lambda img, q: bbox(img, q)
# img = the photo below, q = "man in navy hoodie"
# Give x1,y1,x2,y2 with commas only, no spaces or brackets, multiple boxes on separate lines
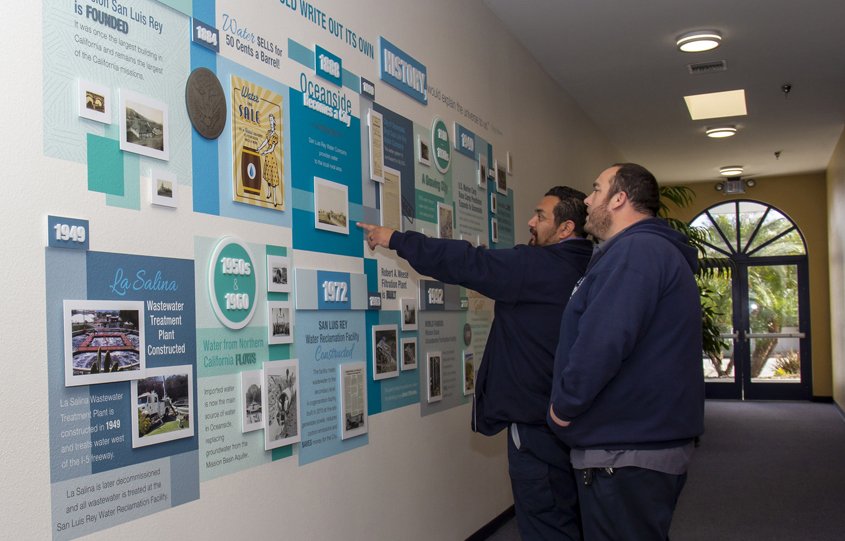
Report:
358,186,593,540
549,163,704,540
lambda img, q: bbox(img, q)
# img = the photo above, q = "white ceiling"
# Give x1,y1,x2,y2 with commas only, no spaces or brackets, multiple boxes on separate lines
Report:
484,0,845,183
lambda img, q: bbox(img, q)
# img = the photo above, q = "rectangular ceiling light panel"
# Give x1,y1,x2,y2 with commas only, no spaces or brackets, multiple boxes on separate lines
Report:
684,89,747,120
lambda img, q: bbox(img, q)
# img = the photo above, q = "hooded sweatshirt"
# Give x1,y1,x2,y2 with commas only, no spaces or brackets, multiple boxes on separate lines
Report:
549,217,704,449
389,230,593,435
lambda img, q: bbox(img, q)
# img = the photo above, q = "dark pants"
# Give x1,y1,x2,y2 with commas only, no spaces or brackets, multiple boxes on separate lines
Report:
574,466,687,541
508,423,581,541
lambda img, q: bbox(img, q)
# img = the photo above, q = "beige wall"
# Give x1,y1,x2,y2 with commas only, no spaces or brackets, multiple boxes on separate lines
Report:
826,130,845,408
666,172,832,397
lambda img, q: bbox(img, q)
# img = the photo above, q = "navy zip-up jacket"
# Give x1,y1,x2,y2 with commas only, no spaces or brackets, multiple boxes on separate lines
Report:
549,218,704,449
389,230,593,436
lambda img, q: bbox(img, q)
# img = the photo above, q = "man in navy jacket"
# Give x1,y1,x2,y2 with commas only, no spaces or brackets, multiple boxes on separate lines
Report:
549,164,704,540
359,186,593,540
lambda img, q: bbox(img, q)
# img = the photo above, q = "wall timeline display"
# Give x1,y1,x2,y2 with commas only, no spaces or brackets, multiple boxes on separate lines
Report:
41,0,515,534
231,75,285,211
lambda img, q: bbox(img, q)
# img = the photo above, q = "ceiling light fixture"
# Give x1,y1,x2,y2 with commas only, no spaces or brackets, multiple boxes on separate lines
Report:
706,126,737,138
676,30,722,53
719,165,744,176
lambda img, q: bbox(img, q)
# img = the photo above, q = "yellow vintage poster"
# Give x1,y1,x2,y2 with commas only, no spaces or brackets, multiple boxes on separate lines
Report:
231,75,284,210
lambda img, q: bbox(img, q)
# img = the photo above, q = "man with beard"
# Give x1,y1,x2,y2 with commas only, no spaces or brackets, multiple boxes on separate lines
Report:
358,186,593,540
549,163,704,540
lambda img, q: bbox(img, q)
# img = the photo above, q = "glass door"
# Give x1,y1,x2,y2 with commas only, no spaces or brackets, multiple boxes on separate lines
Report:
691,200,811,400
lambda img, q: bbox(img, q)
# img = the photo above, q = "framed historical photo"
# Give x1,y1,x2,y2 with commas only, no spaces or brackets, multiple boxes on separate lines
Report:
314,177,349,235
131,365,193,448
241,369,263,433
427,351,443,403
381,166,402,232
367,109,385,182
490,192,497,214
263,359,301,450
496,160,508,195
150,169,177,208
417,135,431,167
63,299,145,387
478,159,488,188
339,361,368,440
267,301,294,345
119,89,169,161
491,217,499,244
437,202,454,239
400,297,418,331
372,324,399,380
266,254,291,293
401,337,417,371
463,350,475,396
77,79,111,124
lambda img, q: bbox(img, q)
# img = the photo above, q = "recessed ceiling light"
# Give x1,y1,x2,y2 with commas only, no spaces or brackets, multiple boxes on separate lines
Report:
719,165,744,176
677,30,722,53
684,89,747,120
706,126,737,138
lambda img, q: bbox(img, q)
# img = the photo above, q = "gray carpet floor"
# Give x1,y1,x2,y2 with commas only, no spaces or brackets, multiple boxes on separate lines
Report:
482,400,845,540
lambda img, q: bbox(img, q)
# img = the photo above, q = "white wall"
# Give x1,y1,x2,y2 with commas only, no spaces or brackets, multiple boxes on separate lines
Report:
0,1,618,539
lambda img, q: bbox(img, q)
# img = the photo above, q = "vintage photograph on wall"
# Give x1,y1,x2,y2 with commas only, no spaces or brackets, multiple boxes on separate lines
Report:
63,299,146,387
150,169,178,208
119,89,169,161
417,135,431,166
437,202,454,239
401,337,417,371
496,160,508,195
267,301,294,345
372,324,399,380
427,351,443,403
490,192,497,214
400,297,418,331
314,177,349,234
463,350,475,396
131,365,194,448
266,254,291,293
478,159,488,188
491,217,499,244
77,79,111,124
367,108,385,182
241,369,263,433
263,359,301,450
231,75,285,210
381,166,403,232
340,361,368,440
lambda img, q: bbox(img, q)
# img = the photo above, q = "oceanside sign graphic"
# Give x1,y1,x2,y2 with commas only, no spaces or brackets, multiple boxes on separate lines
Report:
378,37,427,105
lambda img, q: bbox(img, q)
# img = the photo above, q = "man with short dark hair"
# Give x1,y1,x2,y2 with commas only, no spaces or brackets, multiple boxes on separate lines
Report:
358,186,593,540
549,163,704,540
